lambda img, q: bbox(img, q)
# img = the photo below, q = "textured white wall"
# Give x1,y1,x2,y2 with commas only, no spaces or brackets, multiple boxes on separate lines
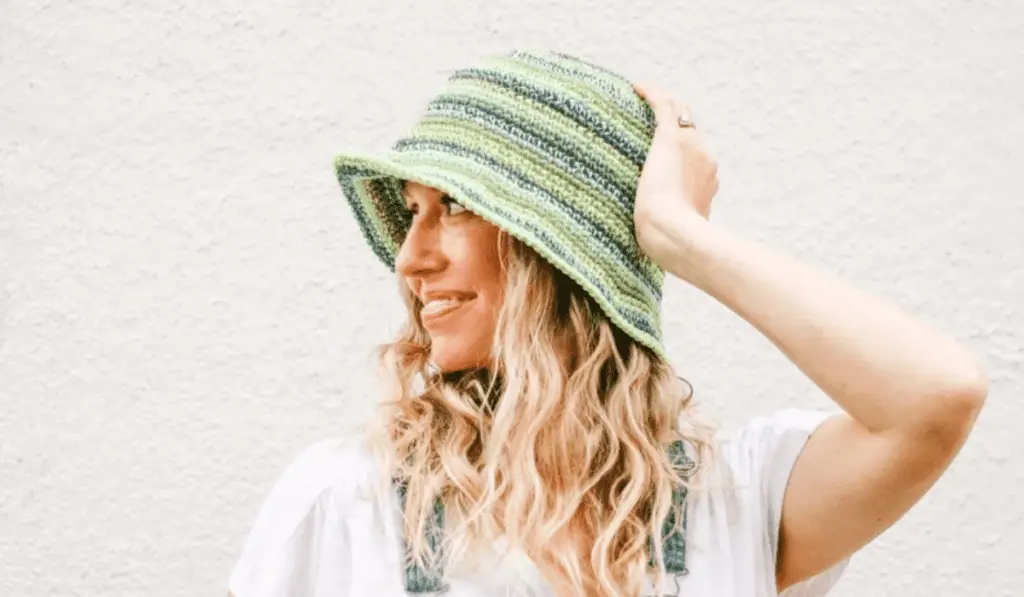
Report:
1,1,1021,596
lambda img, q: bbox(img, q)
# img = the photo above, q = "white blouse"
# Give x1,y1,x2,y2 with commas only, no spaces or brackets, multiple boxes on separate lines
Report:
229,409,851,597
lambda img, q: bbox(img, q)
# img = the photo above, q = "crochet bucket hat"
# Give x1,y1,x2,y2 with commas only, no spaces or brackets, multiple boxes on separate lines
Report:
333,49,666,357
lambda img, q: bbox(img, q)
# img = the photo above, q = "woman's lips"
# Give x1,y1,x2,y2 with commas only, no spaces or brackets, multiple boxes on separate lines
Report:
421,296,473,325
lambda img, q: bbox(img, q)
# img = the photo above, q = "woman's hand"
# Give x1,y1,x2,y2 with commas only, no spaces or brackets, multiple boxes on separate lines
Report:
632,83,719,272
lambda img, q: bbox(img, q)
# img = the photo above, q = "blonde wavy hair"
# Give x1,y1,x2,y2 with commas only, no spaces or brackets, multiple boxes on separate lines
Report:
369,231,715,596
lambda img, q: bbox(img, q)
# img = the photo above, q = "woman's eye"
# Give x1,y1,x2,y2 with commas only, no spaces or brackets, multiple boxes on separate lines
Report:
441,194,467,215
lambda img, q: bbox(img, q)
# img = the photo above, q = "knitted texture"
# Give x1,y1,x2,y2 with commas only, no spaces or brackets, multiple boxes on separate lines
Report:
333,49,667,357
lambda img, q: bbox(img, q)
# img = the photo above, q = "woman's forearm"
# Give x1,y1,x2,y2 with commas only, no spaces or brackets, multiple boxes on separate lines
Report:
661,215,987,436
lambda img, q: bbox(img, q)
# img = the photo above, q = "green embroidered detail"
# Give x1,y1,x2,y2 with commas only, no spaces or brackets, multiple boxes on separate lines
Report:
395,480,448,593
652,439,695,575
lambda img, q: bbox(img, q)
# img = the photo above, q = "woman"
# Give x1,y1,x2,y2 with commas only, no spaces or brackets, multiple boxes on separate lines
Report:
228,50,987,596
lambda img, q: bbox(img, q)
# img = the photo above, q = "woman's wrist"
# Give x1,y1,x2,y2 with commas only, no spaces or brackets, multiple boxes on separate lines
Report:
649,213,720,290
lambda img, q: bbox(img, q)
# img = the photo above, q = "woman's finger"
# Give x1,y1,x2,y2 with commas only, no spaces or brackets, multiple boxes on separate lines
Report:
633,82,677,128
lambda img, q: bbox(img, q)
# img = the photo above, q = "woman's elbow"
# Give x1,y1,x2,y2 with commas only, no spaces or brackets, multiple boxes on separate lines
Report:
912,360,989,453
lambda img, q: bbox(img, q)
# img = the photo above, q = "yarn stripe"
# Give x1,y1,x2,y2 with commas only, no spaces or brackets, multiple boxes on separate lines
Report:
449,68,650,168
340,177,399,261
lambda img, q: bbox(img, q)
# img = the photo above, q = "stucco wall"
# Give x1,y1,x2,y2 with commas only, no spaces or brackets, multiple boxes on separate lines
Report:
1,1,1021,595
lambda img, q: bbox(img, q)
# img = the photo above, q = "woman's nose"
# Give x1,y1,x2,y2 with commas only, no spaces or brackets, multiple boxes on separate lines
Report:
395,219,446,277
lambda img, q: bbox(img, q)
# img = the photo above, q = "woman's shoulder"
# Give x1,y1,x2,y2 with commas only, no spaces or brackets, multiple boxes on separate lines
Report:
237,435,387,547
717,408,836,457
680,409,849,596
693,408,840,493
264,435,384,510
229,435,393,595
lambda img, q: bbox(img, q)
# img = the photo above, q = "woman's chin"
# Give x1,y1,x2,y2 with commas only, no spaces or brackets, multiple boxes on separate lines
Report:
429,341,488,374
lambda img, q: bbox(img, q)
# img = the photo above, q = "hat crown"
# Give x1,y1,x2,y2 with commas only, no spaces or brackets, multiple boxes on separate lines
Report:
407,50,656,158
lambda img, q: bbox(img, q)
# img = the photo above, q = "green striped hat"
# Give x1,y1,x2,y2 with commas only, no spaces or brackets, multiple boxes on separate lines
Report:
333,49,667,358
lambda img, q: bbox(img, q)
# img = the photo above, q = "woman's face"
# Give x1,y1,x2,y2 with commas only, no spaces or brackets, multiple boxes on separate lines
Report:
396,182,504,372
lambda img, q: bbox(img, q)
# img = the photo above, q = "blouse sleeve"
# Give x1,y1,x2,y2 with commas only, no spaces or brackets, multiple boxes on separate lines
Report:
228,440,358,597
743,409,853,597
